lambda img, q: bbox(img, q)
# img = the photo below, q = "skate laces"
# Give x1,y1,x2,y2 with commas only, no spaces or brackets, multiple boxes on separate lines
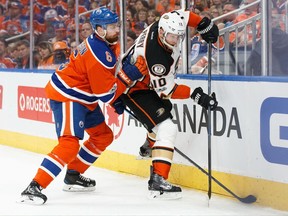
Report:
79,174,91,182
149,173,181,192
151,173,172,189
159,177,172,189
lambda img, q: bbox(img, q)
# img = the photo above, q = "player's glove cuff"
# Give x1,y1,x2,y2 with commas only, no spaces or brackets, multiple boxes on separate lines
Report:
197,17,219,43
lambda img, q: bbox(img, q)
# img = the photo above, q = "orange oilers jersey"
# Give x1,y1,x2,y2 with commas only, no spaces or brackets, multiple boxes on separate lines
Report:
45,34,126,110
0,57,16,68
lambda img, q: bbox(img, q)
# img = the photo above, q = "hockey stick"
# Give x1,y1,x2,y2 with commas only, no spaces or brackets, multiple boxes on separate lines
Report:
207,41,212,200
174,147,257,204
124,107,257,204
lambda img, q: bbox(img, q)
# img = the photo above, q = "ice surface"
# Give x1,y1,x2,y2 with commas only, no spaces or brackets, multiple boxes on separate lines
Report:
0,145,287,216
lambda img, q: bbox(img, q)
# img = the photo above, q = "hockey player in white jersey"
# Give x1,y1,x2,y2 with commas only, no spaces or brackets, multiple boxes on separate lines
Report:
115,10,219,199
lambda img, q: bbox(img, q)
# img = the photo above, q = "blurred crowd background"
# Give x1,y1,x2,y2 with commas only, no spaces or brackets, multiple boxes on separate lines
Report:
0,0,286,76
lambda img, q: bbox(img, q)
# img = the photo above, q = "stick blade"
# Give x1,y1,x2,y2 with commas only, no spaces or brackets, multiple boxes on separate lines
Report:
239,195,257,204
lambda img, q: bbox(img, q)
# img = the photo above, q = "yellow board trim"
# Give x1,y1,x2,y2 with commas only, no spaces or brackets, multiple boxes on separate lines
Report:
1,129,287,211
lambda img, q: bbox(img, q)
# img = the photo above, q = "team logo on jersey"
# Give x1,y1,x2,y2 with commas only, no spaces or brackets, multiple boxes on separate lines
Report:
79,121,84,128
152,64,166,76
156,108,165,117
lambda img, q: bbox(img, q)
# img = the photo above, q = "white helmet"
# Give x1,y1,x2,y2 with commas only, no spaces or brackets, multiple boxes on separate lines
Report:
158,11,186,49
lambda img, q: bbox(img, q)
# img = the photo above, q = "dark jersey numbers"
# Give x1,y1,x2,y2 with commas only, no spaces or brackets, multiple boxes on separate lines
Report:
151,77,167,88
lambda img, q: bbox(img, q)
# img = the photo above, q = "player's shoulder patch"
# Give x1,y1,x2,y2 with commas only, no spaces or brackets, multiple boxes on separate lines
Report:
151,64,166,76
87,36,117,68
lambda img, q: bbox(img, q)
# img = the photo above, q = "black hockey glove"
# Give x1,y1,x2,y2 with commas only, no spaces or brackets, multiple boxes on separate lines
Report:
112,98,125,115
191,87,218,110
197,17,219,43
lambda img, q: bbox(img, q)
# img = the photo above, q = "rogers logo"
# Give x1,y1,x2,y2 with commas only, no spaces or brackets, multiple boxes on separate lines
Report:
18,86,53,123
0,85,2,109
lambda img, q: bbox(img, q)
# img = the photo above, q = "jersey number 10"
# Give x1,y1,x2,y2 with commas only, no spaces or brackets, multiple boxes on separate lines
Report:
151,78,167,89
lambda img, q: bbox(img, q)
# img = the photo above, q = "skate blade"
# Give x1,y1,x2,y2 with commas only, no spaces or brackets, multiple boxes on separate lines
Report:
17,195,46,205
63,184,96,192
135,155,151,160
147,190,182,200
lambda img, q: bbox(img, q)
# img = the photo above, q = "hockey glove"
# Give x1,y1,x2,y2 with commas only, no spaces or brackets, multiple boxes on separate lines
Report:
197,17,219,43
117,55,148,87
191,87,218,110
112,97,125,115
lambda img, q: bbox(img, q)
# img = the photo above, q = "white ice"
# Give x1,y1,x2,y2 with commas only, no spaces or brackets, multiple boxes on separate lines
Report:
0,145,287,216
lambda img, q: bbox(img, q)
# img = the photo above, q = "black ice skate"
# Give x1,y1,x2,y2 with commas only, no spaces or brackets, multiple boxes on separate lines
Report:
63,170,96,192
19,181,47,205
148,172,182,199
137,138,152,160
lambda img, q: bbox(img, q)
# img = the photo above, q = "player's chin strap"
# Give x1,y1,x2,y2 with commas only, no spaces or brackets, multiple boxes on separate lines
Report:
94,29,117,46
161,33,175,51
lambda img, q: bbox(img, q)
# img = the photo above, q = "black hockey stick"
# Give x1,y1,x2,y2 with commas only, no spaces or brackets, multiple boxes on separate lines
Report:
174,147,257,204
207,41,212,200
124,107,256,204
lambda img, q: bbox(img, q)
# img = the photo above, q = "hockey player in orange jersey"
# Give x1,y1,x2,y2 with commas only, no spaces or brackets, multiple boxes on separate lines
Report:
19,7,148,205
116,10,219,199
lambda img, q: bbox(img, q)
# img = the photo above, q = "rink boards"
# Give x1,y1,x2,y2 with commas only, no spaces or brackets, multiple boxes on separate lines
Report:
0,70,288,211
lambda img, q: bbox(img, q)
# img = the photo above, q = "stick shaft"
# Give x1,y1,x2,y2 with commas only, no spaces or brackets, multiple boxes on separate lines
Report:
207,41,212,199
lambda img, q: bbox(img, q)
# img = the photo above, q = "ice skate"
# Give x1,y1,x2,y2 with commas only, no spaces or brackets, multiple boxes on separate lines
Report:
18,181,47,205
148,172,182,200
63,170,96,192
136,138,152,160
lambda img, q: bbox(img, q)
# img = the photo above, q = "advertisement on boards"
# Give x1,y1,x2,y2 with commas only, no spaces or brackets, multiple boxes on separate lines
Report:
260,97,288,166
18,86,53,123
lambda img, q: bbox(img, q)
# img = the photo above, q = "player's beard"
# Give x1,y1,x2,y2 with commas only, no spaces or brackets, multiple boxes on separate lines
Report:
106,35,119,44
